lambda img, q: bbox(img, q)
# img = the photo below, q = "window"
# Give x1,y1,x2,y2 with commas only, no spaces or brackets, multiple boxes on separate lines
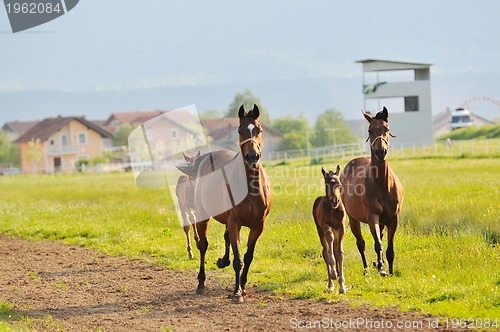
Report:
50,139,55,146
404,96,419,112
171,129,179,140
61,134,68,146
78,132,88,145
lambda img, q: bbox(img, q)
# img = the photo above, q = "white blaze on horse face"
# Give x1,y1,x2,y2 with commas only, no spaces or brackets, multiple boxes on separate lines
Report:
247,124,255,137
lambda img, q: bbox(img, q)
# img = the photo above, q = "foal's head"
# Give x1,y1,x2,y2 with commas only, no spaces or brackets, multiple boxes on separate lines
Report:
183,151,201,164
321,165,342,208
363,106,395,163
238,104,263,169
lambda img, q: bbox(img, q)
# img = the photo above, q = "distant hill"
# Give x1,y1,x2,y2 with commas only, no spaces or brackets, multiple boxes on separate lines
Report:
437,125,500,140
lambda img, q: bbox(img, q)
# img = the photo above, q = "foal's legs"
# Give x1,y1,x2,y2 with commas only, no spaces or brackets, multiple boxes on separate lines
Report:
324,228,337,281
333,226,346,294
349,217,368,274
183,223,193,259
216,227,231,268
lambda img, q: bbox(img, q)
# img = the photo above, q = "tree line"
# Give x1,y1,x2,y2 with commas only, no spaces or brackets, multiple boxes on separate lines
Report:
203,88,359,151
0,88,358,166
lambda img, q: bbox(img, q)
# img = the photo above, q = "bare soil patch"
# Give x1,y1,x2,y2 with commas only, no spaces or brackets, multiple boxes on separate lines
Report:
0,234,457,331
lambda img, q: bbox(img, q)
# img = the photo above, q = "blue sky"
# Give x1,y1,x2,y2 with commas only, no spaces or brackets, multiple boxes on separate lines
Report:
1,1,499,124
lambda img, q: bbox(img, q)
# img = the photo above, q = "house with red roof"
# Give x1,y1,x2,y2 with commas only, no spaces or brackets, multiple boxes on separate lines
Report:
15,116,113,174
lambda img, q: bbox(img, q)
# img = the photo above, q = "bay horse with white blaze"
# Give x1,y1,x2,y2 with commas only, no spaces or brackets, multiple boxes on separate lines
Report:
340,107,404,276
193,104,272,303
175,151,201,259
313,165,346,294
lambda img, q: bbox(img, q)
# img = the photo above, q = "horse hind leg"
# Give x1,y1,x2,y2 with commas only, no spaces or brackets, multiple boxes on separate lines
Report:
183,224,193,259
349,217,368,274
216,227,231,268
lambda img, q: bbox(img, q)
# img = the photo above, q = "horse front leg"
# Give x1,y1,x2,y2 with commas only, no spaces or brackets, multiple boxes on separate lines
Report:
333,226,346,294
216,227,231,268
324,228,337,282
240,225,264,296
386,218,398,275
349,217,368,274
228,221,243,303
367,214,387,276
195,219,209,294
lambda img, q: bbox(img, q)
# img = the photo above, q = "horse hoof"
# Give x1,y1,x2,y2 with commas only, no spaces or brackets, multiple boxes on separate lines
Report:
196,286,205,295
232,294,244,303
216,258,230,269
378,270,388,277
339,286,346,294
188,252,194,260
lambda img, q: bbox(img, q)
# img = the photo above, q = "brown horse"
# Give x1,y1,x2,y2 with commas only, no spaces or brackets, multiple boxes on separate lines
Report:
313,165,346,294
175,151,201,259
193,104,272,303
340,107,404,276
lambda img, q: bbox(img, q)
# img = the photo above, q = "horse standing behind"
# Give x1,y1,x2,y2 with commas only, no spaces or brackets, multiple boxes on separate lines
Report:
193,104,272,303
175,151,201,259
313,165,346,294
340,107,404,276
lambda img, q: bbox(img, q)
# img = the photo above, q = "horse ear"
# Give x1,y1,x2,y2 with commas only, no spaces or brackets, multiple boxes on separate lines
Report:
238,105,246,119
376,106,389,122
183,153,190,162
335,165,340,176
362,110,372,123
321,166,327,178
195,151,201,158
251,104,260,119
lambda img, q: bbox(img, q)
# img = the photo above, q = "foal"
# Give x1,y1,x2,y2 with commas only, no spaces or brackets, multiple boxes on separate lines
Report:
175,151,201,259
313,166,346,294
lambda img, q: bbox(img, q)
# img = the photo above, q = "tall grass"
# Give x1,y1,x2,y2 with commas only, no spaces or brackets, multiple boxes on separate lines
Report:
0,157,498,321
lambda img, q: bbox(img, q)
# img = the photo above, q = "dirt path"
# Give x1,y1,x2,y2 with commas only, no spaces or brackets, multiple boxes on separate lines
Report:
0,234,458,331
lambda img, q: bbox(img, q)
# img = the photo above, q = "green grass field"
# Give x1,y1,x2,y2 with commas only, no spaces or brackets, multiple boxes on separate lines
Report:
0,156,498,325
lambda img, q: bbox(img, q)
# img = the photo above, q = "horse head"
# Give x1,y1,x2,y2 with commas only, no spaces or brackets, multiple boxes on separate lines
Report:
183,151,201,163
238,104,263,169
177,151,202,178
321,165,342,208
363,106,396,163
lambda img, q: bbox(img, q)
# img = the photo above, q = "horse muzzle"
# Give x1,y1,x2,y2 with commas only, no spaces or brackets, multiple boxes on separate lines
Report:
244,151,260,169
330,196,340,208
375,148,387,162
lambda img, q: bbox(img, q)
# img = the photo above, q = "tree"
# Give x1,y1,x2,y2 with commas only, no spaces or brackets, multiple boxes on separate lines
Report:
0,131,20,166
227,88,270,124
200,109,224,120
113,123,136,147
26,138,43,173
311,109,358,147
272,114,311,151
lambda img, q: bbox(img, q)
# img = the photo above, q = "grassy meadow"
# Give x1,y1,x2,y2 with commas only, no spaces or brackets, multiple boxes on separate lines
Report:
0,155,499,324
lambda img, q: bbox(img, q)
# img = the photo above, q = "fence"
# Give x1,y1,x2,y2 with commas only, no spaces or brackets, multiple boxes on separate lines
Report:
264,138,500,163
